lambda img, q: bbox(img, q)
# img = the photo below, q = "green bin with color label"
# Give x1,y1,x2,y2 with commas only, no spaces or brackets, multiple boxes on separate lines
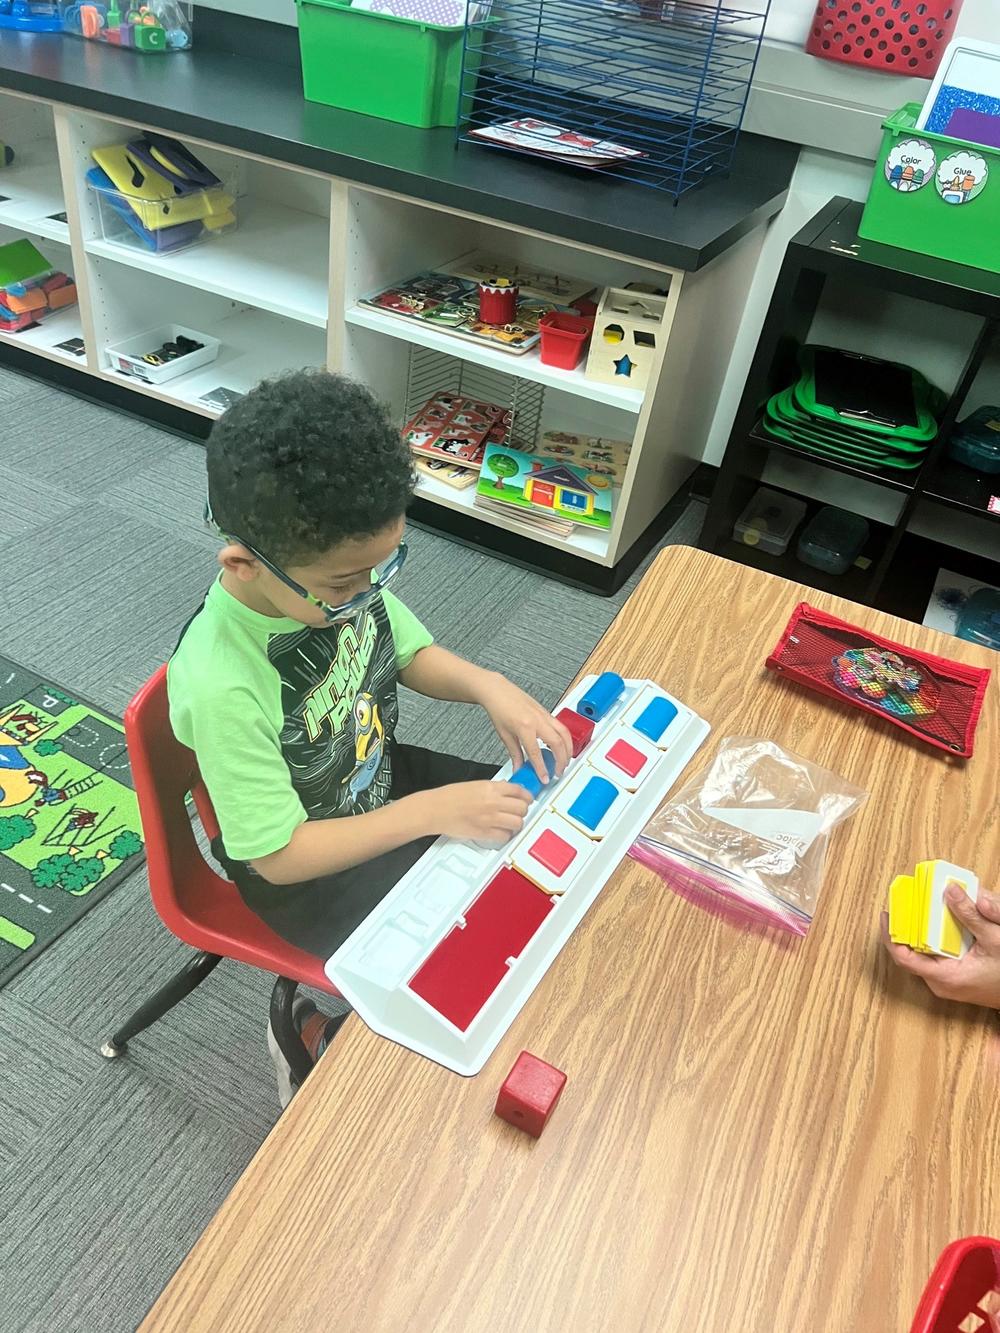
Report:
859,104,1000,275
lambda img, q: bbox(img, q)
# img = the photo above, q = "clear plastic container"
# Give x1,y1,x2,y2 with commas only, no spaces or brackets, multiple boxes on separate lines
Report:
733,487,807,555
949,406,1000,475
59,1,192,51
86,141,236,255
105,323,219,384
0,237,77,331
796,505,870,575
957,588,1000,652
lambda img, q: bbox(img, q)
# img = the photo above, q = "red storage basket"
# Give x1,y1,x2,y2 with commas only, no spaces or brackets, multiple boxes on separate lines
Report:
538,311,591,370
911,1237,1000,1333
806,0,963,75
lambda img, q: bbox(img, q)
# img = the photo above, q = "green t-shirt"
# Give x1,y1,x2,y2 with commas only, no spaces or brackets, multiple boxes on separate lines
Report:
167,577,432,862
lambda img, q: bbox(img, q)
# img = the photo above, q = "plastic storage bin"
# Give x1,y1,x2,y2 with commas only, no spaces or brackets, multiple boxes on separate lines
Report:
733,487,807,556
796,506,870,575
538,311,592,370
58,1,192,51
105,323,219,384
949,407,1000,474
957,588,1000,652
295,0,474,128
805,0,961,76
0,2,63,32
859,104,1000,274
0,238,77,332
910,1236,1000,1333
86,159,237,256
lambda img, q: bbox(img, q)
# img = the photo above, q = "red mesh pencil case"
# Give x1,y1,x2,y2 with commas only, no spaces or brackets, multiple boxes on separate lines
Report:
766,603,991,758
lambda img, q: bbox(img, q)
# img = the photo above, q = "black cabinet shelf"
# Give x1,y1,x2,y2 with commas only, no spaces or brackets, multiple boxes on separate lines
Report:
701,197,1000,624
922,457,1000,523
749,423,921,493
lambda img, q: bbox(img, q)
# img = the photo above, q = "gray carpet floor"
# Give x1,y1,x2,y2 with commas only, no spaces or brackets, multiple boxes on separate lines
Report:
0,364,704,1333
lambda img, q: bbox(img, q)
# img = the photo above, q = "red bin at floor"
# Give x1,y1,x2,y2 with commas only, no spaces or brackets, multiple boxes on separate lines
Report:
806,0,963,76
910,1237,1000,1333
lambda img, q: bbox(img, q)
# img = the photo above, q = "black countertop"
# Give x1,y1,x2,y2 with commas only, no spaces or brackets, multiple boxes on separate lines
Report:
0,29,797,269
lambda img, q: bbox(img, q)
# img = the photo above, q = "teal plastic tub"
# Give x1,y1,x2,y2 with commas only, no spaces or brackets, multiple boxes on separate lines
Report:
296,0,472,128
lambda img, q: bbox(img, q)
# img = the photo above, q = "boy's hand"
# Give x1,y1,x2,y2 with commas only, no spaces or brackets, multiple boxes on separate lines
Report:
482,677,573,782
431,781,532,843
881,883,1000,1009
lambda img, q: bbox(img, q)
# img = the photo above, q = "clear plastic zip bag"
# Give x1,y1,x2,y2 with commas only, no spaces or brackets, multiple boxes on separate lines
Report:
630,736,868,935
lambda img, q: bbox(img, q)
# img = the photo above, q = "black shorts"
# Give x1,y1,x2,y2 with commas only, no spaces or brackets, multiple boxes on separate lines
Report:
217,743,495,962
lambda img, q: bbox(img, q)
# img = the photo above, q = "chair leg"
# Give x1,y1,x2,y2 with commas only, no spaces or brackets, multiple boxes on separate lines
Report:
100,951,222,1058
269,976,314,1091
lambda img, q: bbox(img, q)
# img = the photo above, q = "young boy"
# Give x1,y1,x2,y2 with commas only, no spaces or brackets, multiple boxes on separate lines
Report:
168,369,572,1098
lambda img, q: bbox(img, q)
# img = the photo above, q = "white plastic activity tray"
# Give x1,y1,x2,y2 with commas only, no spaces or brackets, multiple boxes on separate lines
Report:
325,675,710,1075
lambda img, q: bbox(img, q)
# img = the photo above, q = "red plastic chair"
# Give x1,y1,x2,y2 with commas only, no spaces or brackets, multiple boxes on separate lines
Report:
100,664,343,1093
911,1237,1000,1333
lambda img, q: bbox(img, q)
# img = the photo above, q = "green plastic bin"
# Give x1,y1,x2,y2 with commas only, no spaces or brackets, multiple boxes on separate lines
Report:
859,103,1000,275
296,0,471,128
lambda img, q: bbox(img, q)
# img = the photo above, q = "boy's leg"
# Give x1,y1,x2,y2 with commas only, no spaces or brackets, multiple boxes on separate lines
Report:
232,743,497,961
237,743,497,1105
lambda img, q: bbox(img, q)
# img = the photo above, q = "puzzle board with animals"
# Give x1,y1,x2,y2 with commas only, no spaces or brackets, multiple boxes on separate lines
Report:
326,672,709,1075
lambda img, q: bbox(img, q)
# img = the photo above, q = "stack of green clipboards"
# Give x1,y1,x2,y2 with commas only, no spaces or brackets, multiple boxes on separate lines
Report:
760,346,943,473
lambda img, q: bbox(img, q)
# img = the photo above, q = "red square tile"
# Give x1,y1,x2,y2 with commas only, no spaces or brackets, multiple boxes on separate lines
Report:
606,738,646,778
529,829,576,877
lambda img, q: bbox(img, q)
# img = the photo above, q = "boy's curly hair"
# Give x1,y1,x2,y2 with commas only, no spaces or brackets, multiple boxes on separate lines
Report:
206,369,414,565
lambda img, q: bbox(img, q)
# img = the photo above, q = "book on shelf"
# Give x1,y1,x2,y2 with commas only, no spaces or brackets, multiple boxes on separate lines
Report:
414,456,479,490
475,442,616,532
402,390,512,469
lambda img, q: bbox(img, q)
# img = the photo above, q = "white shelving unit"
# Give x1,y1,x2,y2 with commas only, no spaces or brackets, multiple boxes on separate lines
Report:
0,87,767,582
0,92,68,243
86,198,330,328
345,303,644,413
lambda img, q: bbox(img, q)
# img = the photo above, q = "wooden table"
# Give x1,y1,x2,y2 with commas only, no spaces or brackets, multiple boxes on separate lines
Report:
143,547,999,1333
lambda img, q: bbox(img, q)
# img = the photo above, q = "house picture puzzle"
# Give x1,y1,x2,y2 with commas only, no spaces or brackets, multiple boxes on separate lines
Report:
476,443,615,529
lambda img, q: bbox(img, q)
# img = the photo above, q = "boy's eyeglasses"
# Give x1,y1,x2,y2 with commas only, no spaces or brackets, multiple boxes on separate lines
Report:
204,500,407,624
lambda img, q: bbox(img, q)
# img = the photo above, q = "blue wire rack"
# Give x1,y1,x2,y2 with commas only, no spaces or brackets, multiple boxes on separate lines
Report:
457,0,771,199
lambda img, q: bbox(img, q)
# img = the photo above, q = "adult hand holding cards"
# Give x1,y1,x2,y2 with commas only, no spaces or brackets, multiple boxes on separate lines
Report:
889,860,979,958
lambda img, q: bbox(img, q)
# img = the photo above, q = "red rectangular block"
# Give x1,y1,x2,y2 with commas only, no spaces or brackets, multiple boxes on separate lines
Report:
495,1050,567,1137
555,707,595,758
606,738,647,778
529,828,576,877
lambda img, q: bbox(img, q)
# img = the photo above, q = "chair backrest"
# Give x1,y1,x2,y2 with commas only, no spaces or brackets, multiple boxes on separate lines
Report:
124,663,229,928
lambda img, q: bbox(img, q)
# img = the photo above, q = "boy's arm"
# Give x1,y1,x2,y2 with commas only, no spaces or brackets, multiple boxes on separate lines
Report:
399,644,572,782
250,780,531,884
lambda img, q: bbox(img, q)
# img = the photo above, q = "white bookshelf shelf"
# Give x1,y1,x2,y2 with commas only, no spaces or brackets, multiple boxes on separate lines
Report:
98,307,327,418
413,471,612,564
346,303,645,414
0,307,85,366
85,199,330,329
0,147,69,244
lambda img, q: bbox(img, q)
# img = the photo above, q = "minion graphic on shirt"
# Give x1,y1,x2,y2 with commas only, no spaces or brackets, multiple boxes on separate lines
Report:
348,692,384,800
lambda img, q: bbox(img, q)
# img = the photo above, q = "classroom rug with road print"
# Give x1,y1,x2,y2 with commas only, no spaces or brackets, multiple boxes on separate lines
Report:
0,654,145,987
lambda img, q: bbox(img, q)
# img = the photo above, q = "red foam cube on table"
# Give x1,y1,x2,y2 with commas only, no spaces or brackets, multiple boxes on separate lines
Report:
555,707,595,759
495,1050,567,1138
